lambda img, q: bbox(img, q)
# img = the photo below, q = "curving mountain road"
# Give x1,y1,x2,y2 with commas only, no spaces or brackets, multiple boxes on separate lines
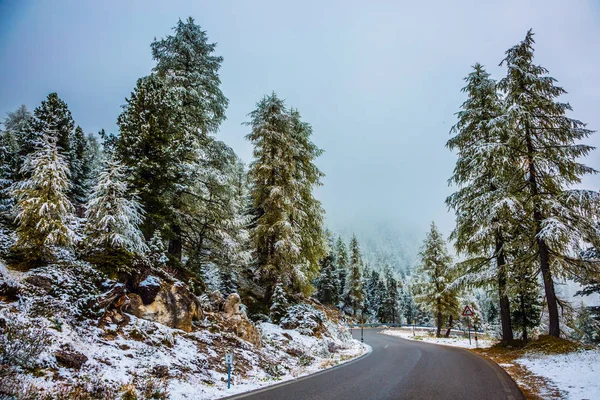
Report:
226,329,523,400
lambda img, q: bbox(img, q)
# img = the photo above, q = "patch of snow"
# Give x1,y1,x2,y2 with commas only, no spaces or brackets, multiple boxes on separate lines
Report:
381,327,495,349
139,275,161,287
516,349,600,400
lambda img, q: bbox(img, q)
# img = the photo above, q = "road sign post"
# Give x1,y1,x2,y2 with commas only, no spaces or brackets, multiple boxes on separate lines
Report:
361,317,364,343
412,320,415,336
225,353,233,389
461,305,475,346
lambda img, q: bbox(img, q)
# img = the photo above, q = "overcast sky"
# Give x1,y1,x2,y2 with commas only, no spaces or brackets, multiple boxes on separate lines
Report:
1,0,599,238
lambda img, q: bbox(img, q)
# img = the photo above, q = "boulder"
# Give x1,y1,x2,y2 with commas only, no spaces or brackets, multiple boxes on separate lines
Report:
55,350,88,369
137,275,162,305
209,290,224,312
220,293,261,346
24,274,52,293
127,281,200,332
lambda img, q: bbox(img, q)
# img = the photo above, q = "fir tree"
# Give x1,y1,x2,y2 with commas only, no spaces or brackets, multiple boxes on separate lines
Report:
0,127,19,219
335,237,349,300
446,63,520,344
246,93,325,300
498,30,598,337
32,93,74,162
4,105,34,171
12,134,76,263
414,222,458,337
83,159,147,272
316,253,339,305
364,269,384,321
69,126,91,208
269,281,289,324
381,267,400,323
151,17,228,137
342,234,364,316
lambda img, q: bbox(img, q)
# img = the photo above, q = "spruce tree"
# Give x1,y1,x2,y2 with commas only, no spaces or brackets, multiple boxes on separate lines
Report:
446,63,520,344
510,260,542,342
32,93,74,161
414,222,458,337
0,127,19,219
246,93,325,300
342,234,364,316
5,105,34,172
270,281,289,324
335,237,349,300
498,30,598,337
316,253,339,305
12,134,76,263
151,17,228,137
382,267,400,323
70,126,91,209
364,269,384,321
83,159,147,272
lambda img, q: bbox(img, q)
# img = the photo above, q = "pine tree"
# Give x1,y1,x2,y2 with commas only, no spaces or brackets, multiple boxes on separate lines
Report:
12,134,76,263
83,159,147,272
510,256,542,342
270,281,289,324
335,237,349,300
0,127,19,219
150,18,229,261
32,93,74,162
498,30,598,337
69,126,91,209
117,74,185,251
151,16,228,137
364,269,384,321
381,267,400,323
342,234,364,316
246,93,325,300
414,222,458,337
4,105,34,172
316,253,339,305
446,63,520,344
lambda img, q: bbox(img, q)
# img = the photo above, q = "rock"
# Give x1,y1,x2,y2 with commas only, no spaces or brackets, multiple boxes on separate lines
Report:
137,275,162,305
24,275,53,292
127,282,201,332
224,293,241,317
151,365,169,378
209,290,224,312
55,350,88,369
220,293,261,346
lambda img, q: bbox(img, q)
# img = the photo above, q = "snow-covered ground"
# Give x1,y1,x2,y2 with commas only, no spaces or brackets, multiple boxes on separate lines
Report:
0,262,369,399
516,350,600,400
381,327,495,349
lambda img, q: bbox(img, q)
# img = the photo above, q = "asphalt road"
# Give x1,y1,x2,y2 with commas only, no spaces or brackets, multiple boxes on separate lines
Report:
227,329,524,400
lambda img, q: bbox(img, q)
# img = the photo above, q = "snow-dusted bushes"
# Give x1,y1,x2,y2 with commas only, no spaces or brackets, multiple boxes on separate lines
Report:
281,303,326,336
0,303,53,369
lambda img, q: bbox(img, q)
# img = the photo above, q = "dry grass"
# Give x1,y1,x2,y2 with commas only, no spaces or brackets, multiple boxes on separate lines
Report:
472,336,589,399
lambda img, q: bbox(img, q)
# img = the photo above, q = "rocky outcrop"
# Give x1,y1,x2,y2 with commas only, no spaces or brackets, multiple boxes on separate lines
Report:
127,281,200,332
55,350,88,369
220,293,261,346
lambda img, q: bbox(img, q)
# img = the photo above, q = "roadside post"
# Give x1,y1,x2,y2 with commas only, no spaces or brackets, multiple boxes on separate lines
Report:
412,319,415,336
461,305,475,346
361,317,364,343
225,353,233,389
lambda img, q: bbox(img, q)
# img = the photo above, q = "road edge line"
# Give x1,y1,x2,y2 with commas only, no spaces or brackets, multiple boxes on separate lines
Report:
220,342,373,400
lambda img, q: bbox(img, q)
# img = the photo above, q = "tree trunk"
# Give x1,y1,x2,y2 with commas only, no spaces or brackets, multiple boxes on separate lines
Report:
525,128,560,337
539,236,560,337
168,223,183,262
436,311,442,338
496,235,514,344
444,315,453,338
520,292,528,342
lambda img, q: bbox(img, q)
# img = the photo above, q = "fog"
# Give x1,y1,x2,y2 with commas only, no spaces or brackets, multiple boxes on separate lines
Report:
1,0,599,242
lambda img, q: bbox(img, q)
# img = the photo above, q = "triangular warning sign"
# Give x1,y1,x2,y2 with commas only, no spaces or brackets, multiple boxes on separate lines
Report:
462,305,475,317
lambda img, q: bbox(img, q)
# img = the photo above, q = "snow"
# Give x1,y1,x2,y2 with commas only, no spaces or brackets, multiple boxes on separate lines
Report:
381,327,495,349
139,275,161,288
516,349,600,400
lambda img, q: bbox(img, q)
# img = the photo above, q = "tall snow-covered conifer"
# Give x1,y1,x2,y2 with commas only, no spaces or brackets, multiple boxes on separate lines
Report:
83,159,147,271
342,234,364,316
12,134,76,262
498,30,598,337
446,63,520,343
246,93,325,300
414,222,458,337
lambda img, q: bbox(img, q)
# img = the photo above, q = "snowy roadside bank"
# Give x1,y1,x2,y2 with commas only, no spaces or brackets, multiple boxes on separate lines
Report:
381,328,495,349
